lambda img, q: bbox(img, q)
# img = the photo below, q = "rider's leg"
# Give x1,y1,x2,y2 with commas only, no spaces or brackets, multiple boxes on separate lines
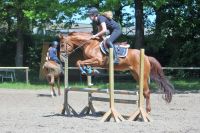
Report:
106,29,121,64
79,66,87,75
107,40,119,64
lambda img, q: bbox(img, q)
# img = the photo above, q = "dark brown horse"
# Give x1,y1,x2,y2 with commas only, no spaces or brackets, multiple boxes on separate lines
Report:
59,32,174,112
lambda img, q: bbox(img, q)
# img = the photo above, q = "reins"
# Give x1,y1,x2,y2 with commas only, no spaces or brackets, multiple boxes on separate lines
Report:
69,38,91,55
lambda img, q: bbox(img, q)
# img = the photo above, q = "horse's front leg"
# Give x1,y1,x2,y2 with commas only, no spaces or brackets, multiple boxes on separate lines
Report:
76,58,101,74
48,74,56,97
49,83,57,98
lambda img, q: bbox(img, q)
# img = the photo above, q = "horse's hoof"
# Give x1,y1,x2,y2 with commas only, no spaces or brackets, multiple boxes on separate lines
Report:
81,71,87,75
146,108,151,113
94,69,100,74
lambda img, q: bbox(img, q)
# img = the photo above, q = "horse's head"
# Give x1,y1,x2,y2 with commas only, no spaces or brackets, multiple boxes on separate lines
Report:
59,32,93,61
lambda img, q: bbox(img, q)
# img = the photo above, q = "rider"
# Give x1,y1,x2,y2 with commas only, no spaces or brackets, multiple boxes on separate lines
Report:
46,41,64,74
87,7,122,64
47,41,61,64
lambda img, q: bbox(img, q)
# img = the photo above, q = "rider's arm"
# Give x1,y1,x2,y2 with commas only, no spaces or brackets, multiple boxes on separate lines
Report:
93,22,107,37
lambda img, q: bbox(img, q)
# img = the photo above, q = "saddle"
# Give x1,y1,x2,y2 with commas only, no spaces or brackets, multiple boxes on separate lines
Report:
100,40,130,57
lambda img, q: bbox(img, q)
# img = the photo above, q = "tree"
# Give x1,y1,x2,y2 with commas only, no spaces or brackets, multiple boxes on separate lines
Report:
134,0,144,49
0,0,76,66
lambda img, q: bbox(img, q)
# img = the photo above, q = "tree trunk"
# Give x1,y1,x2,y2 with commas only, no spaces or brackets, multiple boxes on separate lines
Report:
154,7,162,36
15,9,24,66
114,3,123,25
134,0,144,49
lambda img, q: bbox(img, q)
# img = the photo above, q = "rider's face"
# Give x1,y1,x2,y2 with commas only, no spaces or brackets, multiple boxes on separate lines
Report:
89,15,95,21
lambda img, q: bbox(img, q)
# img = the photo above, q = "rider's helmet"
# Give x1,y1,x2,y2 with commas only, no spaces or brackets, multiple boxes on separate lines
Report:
52,41,59,46
87,7,99,16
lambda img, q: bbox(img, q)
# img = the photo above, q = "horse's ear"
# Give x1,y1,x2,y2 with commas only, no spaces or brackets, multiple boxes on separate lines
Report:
58,34,63,39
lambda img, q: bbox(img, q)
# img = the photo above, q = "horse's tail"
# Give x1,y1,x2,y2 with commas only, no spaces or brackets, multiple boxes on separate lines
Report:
148,56,174,103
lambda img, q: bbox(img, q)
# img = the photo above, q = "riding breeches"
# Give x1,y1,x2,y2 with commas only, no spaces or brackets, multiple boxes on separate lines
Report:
106,28,122,44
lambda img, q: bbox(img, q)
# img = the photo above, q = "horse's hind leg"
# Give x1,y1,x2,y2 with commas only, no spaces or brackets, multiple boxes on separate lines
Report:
130,68,151,113
143,80,151,113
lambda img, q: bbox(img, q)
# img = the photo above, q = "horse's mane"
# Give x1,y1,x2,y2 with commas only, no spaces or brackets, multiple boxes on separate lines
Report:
68,32,92,37
66,32,97,43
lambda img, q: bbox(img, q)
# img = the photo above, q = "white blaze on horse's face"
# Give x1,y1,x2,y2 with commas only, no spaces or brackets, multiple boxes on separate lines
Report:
66,43,74,54
60,36,74,56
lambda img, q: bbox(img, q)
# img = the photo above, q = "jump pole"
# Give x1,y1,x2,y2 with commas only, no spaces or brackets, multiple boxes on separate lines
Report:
128,49,151,122
100,48,125,122
61,55,78,116
79,75,97,115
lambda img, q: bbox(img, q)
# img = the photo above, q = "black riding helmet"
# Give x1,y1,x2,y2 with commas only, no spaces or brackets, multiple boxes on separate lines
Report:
87,7,99,16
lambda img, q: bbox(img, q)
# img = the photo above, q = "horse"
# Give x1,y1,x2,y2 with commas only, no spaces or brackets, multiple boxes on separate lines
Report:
59,32,174,112
43,60,62,97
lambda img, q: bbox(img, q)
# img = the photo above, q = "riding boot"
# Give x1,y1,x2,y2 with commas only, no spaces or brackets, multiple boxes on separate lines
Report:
113,47,119,64
107,41,119,64
79,66,87,75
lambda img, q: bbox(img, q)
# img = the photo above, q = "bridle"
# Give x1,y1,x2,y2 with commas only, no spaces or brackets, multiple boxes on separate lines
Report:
61,37,92,56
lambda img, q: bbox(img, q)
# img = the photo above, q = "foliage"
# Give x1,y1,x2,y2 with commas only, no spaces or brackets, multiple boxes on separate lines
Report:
0,0,199,80
144,0,200,67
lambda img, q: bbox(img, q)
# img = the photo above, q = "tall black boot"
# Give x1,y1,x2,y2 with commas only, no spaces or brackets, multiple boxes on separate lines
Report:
107,41,119,64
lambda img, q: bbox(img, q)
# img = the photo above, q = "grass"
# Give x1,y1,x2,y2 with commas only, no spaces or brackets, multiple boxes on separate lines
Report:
0,79,199,91
173,79,200,90
0,82,50,90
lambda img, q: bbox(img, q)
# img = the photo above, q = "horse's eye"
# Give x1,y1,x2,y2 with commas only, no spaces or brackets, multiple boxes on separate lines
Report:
60,44,64,47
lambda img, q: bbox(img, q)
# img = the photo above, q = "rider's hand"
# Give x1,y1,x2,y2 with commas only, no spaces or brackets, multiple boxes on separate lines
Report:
91,35,98,39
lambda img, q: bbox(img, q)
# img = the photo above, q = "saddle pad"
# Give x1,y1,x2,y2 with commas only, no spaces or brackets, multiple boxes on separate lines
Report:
100,42,128,57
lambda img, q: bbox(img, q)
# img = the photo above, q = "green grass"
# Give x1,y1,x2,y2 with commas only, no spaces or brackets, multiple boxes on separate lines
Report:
0,79,199,91
173,79,200,90
0,82,50,90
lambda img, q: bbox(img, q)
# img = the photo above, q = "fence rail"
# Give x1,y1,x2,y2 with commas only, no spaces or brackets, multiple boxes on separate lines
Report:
162,67,200,70
0,67,29,84
67,67,200,70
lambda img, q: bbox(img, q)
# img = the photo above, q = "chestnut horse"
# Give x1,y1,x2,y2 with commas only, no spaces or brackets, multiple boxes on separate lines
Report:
43,61,62,97
59,32,174,112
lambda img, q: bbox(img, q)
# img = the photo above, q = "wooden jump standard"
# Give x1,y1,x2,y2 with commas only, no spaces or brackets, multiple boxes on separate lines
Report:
61,49,151,122
128,49,151,122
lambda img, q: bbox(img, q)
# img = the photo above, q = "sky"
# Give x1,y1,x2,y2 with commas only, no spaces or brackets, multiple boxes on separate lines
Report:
73,6,156,24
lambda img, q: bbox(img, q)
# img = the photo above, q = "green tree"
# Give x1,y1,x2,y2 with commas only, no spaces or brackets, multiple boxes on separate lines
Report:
0,0,76,66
